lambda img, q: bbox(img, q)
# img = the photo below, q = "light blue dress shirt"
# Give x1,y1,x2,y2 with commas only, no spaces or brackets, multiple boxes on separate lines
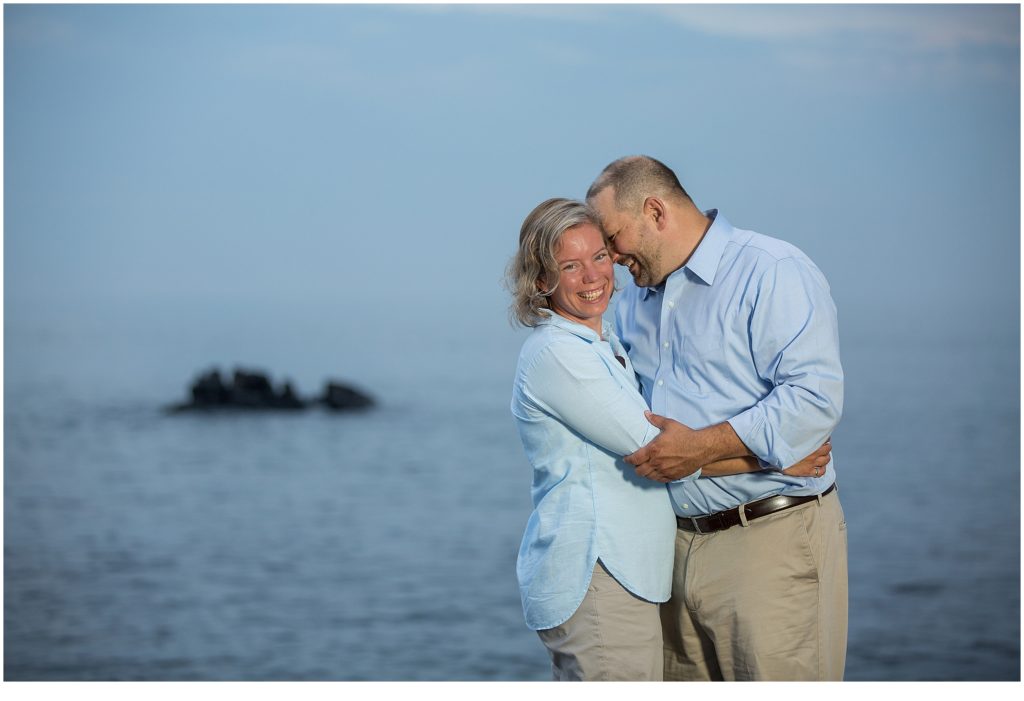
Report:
511,312,692,631
614,210,843,517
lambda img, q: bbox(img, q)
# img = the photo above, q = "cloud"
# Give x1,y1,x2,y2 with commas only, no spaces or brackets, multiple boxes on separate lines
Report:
406,3,611,25
654,4,1019,51
211,4,1018,98
654,4,1019,87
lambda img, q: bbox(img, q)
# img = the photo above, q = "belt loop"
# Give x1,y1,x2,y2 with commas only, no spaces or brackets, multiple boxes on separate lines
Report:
738,502,750,527
815,492,823,507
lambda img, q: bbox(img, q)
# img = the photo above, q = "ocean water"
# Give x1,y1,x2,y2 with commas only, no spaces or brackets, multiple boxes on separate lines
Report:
3,303,1020,681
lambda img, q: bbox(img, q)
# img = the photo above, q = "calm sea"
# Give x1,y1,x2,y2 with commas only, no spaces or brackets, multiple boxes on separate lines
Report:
4,301,1020,681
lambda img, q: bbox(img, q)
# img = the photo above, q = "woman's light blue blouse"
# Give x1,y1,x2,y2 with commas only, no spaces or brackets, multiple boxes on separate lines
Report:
511,313,694,631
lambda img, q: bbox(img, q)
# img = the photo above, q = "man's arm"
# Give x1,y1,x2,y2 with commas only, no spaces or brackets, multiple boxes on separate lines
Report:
727,257,843,467
627,256,843,479
627,415,747,481
631,418,832,483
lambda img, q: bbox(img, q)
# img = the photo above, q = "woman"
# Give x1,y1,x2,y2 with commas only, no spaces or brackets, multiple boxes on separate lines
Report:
506,198,827,681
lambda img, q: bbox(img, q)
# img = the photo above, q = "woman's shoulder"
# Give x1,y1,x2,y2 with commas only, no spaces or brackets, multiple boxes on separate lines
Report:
515,326,611,391
519,322,588,363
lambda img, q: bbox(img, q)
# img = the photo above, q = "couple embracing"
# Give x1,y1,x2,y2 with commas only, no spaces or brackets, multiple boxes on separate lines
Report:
506,156,847,681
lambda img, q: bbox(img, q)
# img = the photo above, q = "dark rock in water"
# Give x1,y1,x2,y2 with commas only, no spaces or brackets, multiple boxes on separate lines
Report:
190,369,230,405
166,367,373,413
227,369,300,409
320,381,374,411
280,381,304,409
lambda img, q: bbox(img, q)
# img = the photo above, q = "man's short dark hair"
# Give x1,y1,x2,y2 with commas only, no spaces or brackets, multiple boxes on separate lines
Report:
586,155,691,213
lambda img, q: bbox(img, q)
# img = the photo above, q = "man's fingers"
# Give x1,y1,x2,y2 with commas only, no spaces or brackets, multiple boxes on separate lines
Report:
635,465,669,483
626,445,653,466
644,411,669,429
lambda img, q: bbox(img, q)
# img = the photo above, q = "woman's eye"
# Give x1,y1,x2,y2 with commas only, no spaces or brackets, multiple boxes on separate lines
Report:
562,263,578,272
595,251,609,261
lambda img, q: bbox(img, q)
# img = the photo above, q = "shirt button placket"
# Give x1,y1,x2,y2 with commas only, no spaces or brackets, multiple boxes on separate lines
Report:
658,298,675,391
653,293,676,412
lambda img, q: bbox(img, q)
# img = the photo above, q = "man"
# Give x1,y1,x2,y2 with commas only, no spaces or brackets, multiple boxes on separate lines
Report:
586,156,847,681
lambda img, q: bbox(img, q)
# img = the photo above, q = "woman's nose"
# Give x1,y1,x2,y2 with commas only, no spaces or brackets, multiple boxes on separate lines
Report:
582,263,602,282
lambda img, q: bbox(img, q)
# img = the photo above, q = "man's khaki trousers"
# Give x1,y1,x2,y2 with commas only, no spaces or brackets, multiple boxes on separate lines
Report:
661,489,848,681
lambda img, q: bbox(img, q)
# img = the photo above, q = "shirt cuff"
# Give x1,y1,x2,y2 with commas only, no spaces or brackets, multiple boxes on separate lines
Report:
727,409,786,469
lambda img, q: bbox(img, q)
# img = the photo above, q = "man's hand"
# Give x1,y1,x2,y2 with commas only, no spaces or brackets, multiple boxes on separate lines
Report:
626,412,746,483
781,439,832,477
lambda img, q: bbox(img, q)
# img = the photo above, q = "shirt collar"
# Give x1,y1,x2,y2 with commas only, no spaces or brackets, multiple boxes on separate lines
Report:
538,310,611,342
638,209,731,299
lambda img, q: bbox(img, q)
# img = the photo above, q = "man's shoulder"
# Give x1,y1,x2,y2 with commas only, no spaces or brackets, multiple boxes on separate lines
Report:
728,226,812,266
724,225,833,299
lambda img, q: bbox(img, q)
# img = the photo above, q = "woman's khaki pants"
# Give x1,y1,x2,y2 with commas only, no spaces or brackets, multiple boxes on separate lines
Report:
536,561,663,681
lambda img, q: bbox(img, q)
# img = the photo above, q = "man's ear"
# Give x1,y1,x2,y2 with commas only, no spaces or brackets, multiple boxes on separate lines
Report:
644,196,667,230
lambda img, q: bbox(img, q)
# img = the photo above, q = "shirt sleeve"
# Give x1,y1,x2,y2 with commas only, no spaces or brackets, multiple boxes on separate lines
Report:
727,257,844,469
520,339,661,459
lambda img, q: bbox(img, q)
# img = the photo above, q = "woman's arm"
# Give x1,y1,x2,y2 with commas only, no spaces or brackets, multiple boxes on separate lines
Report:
520,340,660,458
700,440,832,477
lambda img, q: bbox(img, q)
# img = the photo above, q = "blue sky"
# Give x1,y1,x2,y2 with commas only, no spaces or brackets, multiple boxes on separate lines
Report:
4,3,1020,346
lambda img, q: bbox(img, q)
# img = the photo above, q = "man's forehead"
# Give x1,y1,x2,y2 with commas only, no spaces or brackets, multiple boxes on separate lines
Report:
590,188,622,225
590,186,616,207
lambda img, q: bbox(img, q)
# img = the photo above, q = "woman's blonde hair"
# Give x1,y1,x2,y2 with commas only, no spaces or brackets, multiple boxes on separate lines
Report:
505,197,604,327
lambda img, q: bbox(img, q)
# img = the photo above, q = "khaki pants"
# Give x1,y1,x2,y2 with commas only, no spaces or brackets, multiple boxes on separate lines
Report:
537,561,663,681
662,490,848,681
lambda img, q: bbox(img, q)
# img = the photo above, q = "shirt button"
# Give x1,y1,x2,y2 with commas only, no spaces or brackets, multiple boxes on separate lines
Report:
667,301,675,308
682,504,689,509
663,342,670,349
657,380,664,386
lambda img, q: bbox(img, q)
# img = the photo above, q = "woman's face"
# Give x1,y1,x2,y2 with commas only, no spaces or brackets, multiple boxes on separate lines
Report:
542,223,614,334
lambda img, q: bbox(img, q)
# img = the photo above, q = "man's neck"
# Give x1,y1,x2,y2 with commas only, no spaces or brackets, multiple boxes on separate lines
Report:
664,205,713,277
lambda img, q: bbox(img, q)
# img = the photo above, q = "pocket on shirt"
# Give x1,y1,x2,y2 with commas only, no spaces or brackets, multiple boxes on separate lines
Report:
678,333,718,397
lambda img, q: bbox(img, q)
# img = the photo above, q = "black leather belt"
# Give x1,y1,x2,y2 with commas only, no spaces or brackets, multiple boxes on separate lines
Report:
677,484,836,534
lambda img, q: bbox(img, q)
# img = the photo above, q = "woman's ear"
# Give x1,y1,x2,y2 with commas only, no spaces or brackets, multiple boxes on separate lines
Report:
536,277,548,294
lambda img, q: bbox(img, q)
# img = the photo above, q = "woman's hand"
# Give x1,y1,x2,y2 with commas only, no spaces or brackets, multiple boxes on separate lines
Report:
782,439,831,477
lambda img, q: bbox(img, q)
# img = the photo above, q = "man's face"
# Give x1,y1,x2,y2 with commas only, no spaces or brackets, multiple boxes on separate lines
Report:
590,188,664,288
